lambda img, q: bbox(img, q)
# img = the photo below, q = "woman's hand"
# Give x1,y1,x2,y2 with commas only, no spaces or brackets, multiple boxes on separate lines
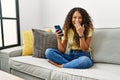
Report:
74,22,85,36
55,29,62,40
55,29,66,53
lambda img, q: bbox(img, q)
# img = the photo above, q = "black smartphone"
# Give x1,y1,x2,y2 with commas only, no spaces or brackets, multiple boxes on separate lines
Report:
54,25,64,36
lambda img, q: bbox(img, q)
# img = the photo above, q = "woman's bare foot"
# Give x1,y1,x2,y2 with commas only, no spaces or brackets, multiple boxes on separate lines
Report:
48,60,63,68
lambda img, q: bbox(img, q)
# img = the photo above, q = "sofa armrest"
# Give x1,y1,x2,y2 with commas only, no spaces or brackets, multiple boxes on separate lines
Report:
0,46,22,58
0,46,23,72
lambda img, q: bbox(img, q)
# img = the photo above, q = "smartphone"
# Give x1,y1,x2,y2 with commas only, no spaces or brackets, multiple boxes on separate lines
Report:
54,25,64,36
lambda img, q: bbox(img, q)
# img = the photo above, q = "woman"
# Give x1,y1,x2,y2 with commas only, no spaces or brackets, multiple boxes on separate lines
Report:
45,7,94,69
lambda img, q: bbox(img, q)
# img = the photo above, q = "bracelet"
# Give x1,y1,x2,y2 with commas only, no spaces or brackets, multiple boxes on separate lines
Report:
79,35,84,38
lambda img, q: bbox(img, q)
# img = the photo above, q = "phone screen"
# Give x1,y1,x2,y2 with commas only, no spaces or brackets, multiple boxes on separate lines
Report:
54,25,62,30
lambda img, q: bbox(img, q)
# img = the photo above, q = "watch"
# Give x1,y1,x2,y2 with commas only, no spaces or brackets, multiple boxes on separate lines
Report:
79,35,84,38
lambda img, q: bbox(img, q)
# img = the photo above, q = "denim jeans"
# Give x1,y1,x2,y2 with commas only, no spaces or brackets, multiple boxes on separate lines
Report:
45,48,93,69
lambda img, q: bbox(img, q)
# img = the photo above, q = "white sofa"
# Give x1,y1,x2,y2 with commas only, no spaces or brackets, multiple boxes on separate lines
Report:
0,28,120,80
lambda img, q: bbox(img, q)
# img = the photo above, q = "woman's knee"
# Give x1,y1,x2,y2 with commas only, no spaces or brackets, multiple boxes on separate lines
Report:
78,56,93,68
45,48,55,58
78,56,89,61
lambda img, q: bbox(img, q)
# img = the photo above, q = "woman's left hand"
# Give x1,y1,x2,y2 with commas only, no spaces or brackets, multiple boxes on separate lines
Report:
74,22,85,36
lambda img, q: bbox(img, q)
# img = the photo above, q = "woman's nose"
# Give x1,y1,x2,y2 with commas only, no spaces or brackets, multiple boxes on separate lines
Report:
75,18,79,23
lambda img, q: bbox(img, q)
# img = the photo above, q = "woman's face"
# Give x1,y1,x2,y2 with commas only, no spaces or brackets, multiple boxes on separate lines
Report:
72,11,82,26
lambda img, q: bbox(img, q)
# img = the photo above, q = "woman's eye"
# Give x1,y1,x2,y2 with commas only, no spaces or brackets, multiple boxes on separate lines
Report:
79,17,82,19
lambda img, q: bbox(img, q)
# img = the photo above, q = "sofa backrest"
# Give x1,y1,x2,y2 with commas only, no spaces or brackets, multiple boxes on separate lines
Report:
91,28,120,64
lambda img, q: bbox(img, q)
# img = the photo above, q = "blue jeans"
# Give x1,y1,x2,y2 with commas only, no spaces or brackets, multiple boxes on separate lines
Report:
45,48,93,69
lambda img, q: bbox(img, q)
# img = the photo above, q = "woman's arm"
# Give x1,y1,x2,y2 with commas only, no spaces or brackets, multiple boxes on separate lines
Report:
56,30,67,53
79,37,91,52
75,23,93,52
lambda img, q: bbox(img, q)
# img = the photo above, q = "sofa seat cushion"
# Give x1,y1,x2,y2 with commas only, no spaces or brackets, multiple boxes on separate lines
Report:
9,56,57,80
51,63,120,80
9,56,120,80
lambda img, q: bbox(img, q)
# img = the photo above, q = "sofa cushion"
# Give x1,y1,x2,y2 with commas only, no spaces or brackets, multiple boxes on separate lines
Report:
9,56,58,80
32,29,58,58
51,63,120,80
91,28,120,64
9,56,120,80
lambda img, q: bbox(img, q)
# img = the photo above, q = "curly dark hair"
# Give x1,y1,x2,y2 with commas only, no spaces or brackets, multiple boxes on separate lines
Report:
63,7,93,46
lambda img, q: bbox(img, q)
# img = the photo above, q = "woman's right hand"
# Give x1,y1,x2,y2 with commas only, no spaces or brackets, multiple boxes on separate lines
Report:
55,29,66,53
55,29,62,40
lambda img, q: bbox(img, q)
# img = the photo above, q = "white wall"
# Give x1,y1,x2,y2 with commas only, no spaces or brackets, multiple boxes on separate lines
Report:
18,0,42,44
19,0,120,30
40,0,120,28
19,0,41,31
